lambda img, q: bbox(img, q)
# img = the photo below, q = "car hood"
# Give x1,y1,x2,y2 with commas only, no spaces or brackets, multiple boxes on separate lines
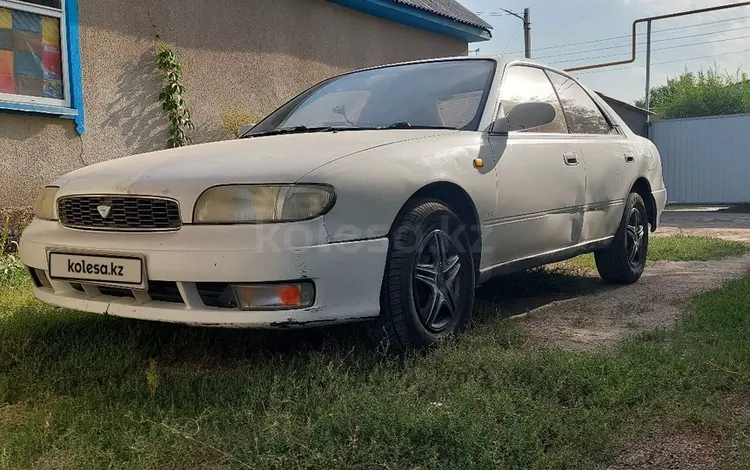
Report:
54,130,454,202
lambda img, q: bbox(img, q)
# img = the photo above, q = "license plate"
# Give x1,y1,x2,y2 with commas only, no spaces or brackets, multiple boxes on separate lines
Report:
48,252,144,287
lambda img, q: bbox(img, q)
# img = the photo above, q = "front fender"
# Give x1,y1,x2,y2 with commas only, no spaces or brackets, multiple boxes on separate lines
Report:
299,133,495,243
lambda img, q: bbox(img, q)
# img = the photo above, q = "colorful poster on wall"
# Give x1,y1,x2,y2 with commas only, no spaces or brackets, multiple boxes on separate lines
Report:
0,8,63,100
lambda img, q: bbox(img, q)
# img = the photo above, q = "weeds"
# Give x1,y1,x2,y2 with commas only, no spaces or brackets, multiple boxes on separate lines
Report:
0,216,9,254
156,42,194,148
220,108,263,139
0,216,24,286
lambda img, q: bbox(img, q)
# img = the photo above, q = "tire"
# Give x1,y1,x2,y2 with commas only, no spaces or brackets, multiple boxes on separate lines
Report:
594,192,649,284
370,199,476,352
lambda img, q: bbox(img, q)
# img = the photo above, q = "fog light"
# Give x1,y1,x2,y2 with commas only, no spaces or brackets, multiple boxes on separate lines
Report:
231,282,315,310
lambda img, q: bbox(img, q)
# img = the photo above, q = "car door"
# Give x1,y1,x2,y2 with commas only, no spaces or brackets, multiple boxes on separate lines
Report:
485,65,587,266
547,71,638,242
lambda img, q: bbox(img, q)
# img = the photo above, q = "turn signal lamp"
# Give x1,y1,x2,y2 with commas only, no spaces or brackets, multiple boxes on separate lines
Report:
232,282,315,310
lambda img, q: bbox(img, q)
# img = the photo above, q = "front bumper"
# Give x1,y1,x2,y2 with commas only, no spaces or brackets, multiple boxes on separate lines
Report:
652,188,667,230
19,220,389,327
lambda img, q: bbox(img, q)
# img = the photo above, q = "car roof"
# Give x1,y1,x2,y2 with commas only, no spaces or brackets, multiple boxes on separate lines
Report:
349,54,565,76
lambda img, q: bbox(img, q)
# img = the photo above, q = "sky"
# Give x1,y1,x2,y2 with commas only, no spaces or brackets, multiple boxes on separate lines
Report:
461,0,750,104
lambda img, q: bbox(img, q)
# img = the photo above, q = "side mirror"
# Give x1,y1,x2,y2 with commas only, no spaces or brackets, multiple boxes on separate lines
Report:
239,123,256,136
491,102,557,134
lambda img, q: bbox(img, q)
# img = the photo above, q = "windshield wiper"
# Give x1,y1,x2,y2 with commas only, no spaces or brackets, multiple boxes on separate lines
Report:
314,124,457,132
242,125,336,138
381,122,457,130
320,126,378,132
244,123,456,138
244,125,384,138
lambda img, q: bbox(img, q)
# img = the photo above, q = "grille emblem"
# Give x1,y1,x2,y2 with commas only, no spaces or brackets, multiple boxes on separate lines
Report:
97,205,112,219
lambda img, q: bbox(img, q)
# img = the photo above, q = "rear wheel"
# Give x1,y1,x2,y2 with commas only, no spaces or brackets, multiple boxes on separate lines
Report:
370,199,475,352
594,192,649,284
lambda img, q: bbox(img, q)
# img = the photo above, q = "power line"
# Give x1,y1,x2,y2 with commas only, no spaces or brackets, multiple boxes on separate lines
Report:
475,11,518,17
533,15,750,55
551,33,750,66
507,14,750,56
503,23,522,53
572,47,750,75
538,24,750,60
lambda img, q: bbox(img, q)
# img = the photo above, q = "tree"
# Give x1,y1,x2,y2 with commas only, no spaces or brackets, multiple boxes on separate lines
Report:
635,65,750,119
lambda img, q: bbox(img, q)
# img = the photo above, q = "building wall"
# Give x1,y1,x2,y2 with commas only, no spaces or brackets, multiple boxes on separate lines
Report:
0,0,467,211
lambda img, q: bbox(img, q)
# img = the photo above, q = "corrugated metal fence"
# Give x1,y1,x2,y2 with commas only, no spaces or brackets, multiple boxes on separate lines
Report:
650,113,750,204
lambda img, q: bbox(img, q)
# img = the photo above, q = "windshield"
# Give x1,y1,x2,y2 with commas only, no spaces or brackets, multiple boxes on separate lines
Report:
246,60,496,136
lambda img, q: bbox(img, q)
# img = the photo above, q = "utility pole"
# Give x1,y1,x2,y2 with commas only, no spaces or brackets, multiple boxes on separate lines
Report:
523,8,532,59
645,20,652,124
492,7,532,58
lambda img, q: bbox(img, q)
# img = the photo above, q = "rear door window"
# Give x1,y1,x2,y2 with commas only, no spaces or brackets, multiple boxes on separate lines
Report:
546,72,611,135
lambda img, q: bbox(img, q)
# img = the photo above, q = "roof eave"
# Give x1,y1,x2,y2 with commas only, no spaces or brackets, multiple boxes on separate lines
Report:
596,92,655,115
327,0,492,42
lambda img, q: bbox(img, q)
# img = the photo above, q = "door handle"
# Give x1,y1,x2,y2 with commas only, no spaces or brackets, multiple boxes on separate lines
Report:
563,152,579,166
624,153,635,163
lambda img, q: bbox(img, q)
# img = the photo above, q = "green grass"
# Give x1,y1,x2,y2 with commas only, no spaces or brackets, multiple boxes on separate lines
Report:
567,235,749,271
1,250,750,468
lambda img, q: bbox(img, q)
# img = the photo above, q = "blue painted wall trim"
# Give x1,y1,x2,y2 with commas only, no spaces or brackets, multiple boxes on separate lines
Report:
65,0,85,134
0,100,78,118
327,0,491,42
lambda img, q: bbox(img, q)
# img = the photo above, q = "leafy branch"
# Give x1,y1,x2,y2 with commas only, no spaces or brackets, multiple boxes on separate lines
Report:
156,42,194,148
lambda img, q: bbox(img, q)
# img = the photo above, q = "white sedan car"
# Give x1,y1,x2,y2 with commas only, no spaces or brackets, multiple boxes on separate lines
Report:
20,56,667,350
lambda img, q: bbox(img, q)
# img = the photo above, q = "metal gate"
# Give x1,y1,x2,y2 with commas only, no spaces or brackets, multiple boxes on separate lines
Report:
650,113,750,204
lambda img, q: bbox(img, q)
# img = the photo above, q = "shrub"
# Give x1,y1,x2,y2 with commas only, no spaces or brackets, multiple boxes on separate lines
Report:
220,108,264,139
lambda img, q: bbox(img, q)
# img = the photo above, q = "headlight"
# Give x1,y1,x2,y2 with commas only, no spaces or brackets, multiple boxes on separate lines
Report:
35,186,59,221
193,185,335,224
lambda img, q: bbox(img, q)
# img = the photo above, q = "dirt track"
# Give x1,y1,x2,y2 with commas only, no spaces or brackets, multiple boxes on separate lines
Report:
513,210,750,350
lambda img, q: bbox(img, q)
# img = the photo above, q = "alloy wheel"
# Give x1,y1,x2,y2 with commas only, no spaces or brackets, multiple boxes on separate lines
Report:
412,229,463,332
626,207,646,268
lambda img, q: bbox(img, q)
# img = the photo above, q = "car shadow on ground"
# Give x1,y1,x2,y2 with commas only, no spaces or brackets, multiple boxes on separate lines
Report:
134,266,618,358
472,266,617,323
3,266,622,367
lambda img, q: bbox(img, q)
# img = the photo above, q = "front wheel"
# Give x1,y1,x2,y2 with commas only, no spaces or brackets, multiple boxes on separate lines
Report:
594,192,649,284
370,199,475,352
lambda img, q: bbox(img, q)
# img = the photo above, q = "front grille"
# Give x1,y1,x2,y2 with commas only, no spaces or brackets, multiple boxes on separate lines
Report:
197,283,237,308
98,286,136,299
65,280,184,304
148,281,183,304
58,196,181,231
